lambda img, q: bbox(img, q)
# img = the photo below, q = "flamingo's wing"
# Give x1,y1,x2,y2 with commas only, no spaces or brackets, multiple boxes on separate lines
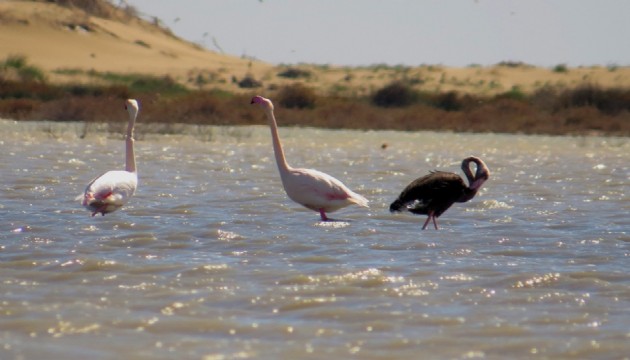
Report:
83,170,137,210
394,171,465,215
283,168,367,210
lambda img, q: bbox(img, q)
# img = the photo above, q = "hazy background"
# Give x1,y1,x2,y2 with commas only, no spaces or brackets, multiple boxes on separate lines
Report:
124,0,630,67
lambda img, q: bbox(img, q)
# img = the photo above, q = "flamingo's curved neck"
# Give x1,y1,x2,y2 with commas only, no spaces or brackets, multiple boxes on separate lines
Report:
265,107,290,174
125,114,137,173
462,157,488,191
462,159,475,186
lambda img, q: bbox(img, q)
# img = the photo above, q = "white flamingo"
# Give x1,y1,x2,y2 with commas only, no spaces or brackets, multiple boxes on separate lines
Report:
81,99,139,216
250,95,369,221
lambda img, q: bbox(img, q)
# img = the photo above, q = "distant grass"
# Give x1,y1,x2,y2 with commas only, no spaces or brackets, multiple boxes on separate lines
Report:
1,58,629,136
1,55,47,82
277,67,312,79
54,0,138,20
3,55,28,69
61,84,129,98
53,68,85,76
496,61,532,68
52,67,186,95
83,70,189,95
53,68,189,95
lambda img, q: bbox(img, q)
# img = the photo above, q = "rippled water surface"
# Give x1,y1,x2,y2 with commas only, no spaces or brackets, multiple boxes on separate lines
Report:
1,120,629,359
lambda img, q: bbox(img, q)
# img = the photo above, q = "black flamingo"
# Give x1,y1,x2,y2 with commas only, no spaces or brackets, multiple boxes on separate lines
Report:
390,156,490,230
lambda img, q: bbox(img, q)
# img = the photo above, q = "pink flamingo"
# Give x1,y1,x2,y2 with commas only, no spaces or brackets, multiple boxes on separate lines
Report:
390,156,490,229
250,95,369,221
81,99,139,216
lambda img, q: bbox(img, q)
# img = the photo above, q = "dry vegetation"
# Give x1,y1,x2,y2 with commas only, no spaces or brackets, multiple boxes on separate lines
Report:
1,55,629,136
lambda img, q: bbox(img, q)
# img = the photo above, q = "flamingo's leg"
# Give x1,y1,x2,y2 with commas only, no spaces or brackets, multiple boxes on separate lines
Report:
422,215,432,230
91,204,108,216
422,211,437,230
319,209,329,221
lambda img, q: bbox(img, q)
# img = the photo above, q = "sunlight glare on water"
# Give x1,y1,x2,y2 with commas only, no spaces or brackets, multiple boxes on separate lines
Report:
0,120,629,359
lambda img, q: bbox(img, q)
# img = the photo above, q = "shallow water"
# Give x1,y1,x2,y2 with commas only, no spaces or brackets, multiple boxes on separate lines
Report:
1,119,629,359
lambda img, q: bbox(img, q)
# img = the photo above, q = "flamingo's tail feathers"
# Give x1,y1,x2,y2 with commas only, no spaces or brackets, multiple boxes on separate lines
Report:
349,192,369,208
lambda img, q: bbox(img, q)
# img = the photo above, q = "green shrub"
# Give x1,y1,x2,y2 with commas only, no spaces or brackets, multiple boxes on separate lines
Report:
237,75,262,88
557,85,630,115
277,67,312,79
497,61,531,68
18,65,46,82
495,86,527,102
2,55,28,70
52,68,84,76
1,55,47,82
129,75,187,95
134,40,151,48
431,91,464,111
553,64,568,73
371,81,417,107
277,84,317,109
62,84,130,98
54,0,118,19
84,71,186,95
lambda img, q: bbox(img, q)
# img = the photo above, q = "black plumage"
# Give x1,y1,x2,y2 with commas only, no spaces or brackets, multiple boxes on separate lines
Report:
390,157,490,230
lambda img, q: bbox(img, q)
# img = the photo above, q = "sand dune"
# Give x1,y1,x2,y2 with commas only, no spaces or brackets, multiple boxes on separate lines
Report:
0,1,265,78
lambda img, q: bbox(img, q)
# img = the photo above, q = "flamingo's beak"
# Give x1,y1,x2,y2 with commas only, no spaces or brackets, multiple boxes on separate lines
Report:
82,193,94,206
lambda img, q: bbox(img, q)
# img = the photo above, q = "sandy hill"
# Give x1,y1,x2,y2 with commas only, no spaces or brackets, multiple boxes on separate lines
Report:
1,0,629,96
0,1,267,82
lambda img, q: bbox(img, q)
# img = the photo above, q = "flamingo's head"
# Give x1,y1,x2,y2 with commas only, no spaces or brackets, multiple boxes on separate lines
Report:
250,95,274,110
463,156,490,191
82,192,94,206
125,99,139,121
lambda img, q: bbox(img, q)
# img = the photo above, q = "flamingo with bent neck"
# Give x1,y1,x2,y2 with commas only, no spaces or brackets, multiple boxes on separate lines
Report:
81,99,139,216
389,156,490,229
250,95,369,221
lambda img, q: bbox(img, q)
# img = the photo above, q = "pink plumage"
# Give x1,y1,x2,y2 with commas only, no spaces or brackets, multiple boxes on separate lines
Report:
250,95,368,221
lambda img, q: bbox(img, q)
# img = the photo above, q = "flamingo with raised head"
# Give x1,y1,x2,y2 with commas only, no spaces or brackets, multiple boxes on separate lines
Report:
389,156,490,230
81,99,139,216
250,95,369,221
